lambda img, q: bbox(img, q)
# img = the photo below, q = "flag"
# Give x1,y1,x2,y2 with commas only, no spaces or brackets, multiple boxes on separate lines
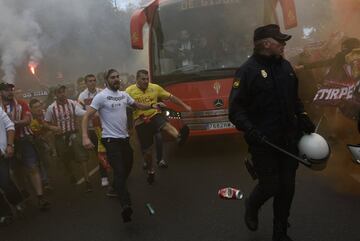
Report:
279,0,297,29
264,0,279,25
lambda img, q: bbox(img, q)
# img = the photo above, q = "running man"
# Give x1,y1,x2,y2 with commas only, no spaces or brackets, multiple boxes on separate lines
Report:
125,69,191,184
82,68,161,222
78,74,110,187
29,98,60,191
0,83,50,210
44,85,92,192
0,106,23,226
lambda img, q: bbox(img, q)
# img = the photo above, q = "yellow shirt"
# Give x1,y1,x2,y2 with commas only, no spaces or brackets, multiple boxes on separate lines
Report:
30,118,46,136
125,83,171,121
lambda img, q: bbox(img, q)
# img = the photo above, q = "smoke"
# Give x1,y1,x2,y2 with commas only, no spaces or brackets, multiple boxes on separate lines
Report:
0,0,149,88
0,1,42,84
331,0,360,38
317,112,360,195
117,0,142,10
279,0,360,53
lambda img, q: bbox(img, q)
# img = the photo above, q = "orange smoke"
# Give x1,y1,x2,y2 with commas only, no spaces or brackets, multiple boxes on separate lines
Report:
331,0,360,38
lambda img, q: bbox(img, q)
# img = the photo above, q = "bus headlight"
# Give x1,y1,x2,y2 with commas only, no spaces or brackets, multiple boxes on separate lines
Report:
163,109,181,119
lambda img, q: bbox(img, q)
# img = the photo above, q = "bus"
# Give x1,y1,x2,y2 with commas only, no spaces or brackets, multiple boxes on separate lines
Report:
130,0,297,136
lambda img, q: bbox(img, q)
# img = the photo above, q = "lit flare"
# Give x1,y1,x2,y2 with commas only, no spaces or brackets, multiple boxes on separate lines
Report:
28,61,38,75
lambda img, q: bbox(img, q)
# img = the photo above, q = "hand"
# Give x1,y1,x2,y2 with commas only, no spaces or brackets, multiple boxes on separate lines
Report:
246,129,266,145
298,113,315,134
154,102,167,110
82,136,95,150
5,145,14,158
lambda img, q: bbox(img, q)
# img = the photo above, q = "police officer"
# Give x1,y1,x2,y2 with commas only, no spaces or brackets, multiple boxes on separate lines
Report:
229,24,315,241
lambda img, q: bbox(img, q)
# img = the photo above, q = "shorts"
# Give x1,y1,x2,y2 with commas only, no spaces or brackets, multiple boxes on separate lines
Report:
55,132,89,162
33,137,52,165
14,136,38,168
135,113,167,151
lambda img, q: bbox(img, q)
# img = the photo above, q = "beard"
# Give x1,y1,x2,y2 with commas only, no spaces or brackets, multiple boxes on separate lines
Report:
108,82,120,91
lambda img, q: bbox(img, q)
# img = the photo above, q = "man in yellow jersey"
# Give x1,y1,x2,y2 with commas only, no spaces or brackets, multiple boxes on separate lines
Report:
126,69,191,184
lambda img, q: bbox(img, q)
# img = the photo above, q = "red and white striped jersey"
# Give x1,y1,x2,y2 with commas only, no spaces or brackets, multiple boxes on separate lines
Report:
78,88,102,128
44,99,86,134
1,99,33,139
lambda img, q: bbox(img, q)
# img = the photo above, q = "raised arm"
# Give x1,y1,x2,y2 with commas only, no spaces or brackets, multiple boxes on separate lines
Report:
168,95,192,112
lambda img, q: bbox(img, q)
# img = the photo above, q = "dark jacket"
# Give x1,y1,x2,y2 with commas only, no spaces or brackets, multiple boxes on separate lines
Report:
229,54,305,145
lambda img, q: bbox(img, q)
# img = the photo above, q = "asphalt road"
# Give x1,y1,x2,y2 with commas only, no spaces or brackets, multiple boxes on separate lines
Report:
1,134,360,241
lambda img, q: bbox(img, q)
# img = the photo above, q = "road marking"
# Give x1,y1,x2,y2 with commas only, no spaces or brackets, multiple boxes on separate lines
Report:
76,166,99,185
350,173,360,184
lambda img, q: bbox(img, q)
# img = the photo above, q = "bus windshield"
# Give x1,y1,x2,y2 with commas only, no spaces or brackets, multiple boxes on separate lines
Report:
151,0,266,84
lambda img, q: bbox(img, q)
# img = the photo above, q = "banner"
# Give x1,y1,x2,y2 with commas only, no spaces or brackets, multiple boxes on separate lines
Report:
279,0,297,29
313,74,360,119
312,49,360,119
264,0,279,24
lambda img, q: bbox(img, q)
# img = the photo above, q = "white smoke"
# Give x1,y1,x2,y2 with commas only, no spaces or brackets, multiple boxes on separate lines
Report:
0,0,150,88
0,1,42,84
117,0,142,9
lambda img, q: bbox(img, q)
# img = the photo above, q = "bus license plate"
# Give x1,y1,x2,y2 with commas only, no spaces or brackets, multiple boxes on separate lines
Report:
208,122,235,130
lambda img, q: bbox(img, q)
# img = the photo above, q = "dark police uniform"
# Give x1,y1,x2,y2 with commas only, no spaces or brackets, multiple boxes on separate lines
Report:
228,24,315,241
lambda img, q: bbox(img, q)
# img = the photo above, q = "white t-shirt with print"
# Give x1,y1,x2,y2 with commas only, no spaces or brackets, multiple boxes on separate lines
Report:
90,88,134,139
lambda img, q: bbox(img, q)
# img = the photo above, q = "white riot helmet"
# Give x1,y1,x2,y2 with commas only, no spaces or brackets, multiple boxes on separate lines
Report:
298,133,330,171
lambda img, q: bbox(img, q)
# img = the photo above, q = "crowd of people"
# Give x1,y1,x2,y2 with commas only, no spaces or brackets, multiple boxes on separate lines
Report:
0,68,191,225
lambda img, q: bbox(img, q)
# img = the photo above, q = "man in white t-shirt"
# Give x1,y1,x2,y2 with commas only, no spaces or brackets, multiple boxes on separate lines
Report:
78,74,110,187
82,68,162,223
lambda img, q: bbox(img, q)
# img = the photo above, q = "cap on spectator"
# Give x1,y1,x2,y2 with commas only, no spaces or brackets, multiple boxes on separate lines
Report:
0,82,15,91
253,24,292,42
54,85,66,93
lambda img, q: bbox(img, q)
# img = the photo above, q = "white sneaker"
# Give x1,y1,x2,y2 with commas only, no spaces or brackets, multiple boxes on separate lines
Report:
101,177,109,187
157,160,168,168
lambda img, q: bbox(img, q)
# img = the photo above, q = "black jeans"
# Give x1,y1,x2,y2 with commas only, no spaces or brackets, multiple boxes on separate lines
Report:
0,157,23,216
102,138,133,208
248,143,299,224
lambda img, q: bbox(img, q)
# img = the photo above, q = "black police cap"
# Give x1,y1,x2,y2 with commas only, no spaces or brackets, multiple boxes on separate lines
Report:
0,82,15,91
253,24,292,42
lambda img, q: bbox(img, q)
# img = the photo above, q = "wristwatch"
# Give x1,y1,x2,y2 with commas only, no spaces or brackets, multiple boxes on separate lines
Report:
7,144,15,148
